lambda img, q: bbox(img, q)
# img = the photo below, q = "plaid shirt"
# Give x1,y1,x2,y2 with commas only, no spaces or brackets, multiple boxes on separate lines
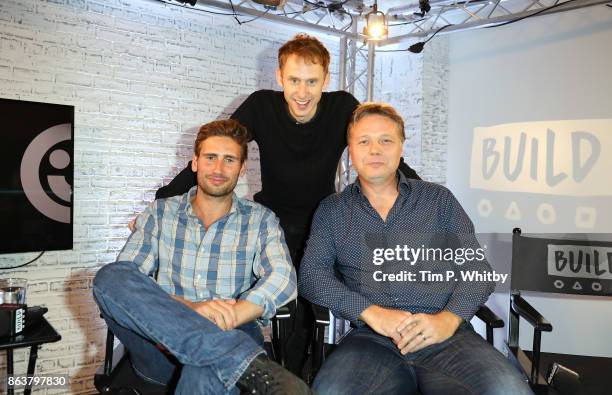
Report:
117,186,297,320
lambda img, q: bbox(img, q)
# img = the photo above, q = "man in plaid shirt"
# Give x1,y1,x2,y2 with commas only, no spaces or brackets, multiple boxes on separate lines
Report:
93,119,310,395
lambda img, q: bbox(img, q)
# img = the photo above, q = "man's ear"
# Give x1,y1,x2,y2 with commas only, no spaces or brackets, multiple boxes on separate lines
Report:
322,71,330,90
191,154,198,172
275,68,283,88
239,162,247,177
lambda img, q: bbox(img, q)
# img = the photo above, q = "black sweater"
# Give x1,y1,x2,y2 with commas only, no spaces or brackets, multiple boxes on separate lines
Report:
156,90,420,237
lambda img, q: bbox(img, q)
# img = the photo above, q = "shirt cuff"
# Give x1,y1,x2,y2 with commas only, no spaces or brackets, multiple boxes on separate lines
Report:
337,293,373,324
239,289,276,321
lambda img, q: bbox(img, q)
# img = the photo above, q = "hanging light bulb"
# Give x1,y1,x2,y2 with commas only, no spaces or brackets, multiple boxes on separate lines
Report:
364,1,388,41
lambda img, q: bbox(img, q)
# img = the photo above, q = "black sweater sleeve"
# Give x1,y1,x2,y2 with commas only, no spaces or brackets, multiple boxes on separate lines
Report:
155,162,196,199
230,91,259,142
399,157,421,180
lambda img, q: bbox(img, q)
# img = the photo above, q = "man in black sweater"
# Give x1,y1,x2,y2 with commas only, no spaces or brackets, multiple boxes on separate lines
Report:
151,34,420,378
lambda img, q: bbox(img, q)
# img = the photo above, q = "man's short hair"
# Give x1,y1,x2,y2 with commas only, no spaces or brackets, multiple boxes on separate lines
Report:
194,119,249,163
347,102,406,141
278,34,331,75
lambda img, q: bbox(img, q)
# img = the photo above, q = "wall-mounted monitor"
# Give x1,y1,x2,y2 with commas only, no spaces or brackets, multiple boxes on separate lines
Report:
0,98,74,254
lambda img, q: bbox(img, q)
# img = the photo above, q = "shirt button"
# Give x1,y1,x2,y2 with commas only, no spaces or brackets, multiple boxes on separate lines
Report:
197,274,201,280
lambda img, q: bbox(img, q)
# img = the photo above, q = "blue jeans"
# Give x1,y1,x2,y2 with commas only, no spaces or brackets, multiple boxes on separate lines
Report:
313,324,533,395
92,262,266,395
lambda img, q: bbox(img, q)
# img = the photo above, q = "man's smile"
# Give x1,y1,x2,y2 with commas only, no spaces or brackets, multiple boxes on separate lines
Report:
207,175,228,186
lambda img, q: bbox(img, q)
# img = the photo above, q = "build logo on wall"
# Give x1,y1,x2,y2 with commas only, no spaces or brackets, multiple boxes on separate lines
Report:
469,120,612,231
0,98,74,254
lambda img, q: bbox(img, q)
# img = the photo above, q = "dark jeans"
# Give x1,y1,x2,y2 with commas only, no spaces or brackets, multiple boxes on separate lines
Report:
93,262,265,395
313,324,534,395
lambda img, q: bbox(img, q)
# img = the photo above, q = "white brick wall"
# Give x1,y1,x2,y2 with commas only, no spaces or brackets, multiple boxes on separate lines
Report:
0,0,446,393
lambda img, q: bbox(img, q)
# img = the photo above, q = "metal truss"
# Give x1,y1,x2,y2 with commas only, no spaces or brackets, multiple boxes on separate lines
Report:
193,0,362,38
384,0,612,44
184,0,609,44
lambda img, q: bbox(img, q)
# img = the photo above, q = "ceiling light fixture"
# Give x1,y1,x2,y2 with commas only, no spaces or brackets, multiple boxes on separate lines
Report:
364,1,388,41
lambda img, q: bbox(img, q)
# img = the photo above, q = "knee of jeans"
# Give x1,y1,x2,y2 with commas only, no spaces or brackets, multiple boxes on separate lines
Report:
93,262,129,291
92,264,119,313
311,351,368,395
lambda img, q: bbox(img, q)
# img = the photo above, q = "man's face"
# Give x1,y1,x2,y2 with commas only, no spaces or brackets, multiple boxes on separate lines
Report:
348,114,404,185
191,136,245,198
276,54,330,123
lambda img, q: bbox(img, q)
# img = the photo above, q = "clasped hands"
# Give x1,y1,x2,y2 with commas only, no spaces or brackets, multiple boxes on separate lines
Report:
361,305,463,355
171,296,240,330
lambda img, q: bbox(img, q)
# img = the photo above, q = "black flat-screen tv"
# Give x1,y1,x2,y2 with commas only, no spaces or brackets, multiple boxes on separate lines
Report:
0,98,74,254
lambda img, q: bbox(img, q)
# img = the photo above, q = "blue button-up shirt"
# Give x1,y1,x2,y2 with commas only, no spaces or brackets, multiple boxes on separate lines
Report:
299,172,494,324
118,186,297,320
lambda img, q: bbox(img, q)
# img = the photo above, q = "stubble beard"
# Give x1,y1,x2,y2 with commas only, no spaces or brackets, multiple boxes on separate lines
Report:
197,174,238,198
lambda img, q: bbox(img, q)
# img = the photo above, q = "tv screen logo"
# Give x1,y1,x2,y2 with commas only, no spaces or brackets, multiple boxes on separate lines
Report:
20,124,72,223
0,98,74,254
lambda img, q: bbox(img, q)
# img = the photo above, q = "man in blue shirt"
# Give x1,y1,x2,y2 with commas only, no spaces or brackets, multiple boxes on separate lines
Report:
93,119,311,394
299,103,532,394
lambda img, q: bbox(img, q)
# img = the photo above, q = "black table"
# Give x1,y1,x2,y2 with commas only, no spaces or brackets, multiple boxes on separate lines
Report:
0,316,61,395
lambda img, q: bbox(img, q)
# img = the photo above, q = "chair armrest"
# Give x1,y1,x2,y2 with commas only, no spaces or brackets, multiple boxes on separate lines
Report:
511,294,553,332
312,304,330,327
274,304,291,320
474,305,504,328
269,301,296,366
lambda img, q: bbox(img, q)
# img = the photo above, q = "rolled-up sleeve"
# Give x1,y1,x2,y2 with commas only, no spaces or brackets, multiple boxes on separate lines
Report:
240,210,297,320
299,198,373,323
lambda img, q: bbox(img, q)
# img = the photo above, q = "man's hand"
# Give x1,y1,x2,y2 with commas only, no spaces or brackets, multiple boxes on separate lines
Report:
128,217,137,232
359,305,413,343
171,296,238,330
193,299,238,330
395,310,463,355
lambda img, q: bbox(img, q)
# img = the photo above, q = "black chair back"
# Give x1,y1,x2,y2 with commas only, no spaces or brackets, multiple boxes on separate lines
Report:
511,228,612,296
